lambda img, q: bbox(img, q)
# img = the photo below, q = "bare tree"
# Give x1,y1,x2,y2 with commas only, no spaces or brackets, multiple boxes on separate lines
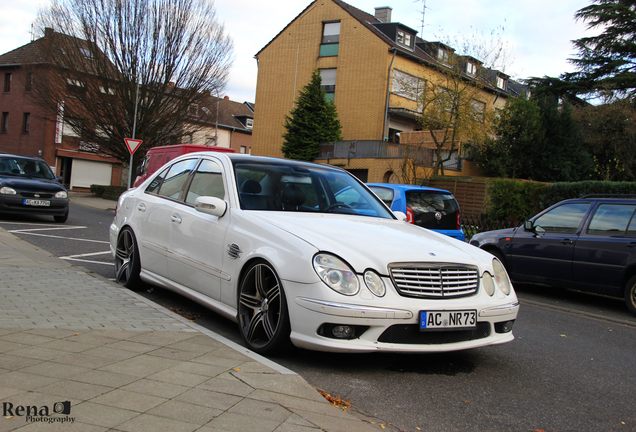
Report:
30,0,233,164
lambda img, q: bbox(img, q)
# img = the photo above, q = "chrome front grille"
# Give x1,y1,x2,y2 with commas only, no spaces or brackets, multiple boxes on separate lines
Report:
389,264,479,299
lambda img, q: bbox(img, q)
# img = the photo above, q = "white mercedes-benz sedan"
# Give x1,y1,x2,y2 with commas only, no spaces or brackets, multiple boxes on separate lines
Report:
110,153,519,355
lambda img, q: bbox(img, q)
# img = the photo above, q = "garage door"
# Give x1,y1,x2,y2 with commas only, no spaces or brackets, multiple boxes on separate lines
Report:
70,159,113,189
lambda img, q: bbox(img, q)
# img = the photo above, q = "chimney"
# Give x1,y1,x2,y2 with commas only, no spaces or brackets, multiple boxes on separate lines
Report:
224,96,229,100
375,7,392,23
45,27,54,38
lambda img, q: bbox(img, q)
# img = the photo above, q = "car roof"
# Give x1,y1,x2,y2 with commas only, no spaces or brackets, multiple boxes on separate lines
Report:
183,152,349,173
0,154,46,162
367,183,452,194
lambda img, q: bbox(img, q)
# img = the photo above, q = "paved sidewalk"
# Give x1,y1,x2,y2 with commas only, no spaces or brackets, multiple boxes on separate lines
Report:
0,222,384,431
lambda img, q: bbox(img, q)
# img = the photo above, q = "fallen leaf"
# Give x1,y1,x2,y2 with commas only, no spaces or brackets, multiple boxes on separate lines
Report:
380,425,386,429
560,334,567,338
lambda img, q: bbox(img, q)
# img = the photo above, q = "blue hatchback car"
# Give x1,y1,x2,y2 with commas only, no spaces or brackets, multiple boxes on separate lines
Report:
367,183,466,242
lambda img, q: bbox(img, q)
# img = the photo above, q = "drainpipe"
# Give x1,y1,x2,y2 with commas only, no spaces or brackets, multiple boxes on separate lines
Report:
383,49,397,141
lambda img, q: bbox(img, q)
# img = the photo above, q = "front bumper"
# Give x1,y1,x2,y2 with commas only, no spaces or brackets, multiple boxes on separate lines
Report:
286,282,519,353
0,195,69,217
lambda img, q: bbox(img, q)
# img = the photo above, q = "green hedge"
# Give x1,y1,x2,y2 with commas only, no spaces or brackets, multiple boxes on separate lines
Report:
90,184,128,201
488,179,636,224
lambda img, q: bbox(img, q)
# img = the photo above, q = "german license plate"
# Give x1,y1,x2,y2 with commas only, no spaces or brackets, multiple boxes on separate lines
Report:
24,199,50,207
420,310,477,331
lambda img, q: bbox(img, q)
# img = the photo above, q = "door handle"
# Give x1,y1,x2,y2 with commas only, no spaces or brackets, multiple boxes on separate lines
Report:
628,242,636,249
561,239,573,245
137,203,146,212
171,214,182,224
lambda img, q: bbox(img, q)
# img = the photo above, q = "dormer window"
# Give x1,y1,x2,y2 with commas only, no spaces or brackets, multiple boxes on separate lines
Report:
438,48,450,64
397,30,412,48
188,103,198,116
246,119,253,130
497,76,506,90
466,62,477,76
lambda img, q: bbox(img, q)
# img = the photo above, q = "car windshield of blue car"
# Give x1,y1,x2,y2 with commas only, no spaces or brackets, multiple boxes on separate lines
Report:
0,157,55,180
233,161,394,218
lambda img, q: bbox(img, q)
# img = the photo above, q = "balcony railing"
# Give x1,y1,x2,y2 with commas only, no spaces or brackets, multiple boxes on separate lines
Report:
317,141,462,171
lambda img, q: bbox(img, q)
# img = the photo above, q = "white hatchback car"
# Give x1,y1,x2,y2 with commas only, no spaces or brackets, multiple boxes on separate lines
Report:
110,153,519,355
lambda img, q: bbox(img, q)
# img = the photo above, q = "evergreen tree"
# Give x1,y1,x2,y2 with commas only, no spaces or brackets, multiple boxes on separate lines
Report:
566,0,636,101
282,70,342,161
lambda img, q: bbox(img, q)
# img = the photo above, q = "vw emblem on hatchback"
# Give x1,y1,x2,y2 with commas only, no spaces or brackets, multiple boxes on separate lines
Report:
34,194,40,198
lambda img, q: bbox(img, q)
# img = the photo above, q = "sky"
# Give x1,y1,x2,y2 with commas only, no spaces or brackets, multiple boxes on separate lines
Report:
0,0,597,103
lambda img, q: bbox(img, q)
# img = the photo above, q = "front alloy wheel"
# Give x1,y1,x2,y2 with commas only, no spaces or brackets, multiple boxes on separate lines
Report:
238,260,290,355
115,227,142,289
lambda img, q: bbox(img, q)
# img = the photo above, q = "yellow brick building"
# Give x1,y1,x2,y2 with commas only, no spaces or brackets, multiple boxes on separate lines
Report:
253,0,523,183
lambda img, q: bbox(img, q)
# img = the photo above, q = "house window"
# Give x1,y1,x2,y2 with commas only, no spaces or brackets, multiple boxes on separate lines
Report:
246,118,253,130
392,69,425,103
397,30,412,48
25,73,33,92
497,76,507,90
471,100,486,122
63,121,80,137
320,69,337,102
319,22,340,57
1,112,8,133
3,73,11,92
466,62,477,76
240,146,247,154
205,137,215,146
22,113,30,133
188,104,198,117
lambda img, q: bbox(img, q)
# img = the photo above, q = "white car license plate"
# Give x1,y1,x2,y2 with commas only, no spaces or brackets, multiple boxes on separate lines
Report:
24,199,50,207
420,310,477,331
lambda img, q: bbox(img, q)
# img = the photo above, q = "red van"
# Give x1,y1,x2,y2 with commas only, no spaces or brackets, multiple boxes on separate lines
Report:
133,144,235,187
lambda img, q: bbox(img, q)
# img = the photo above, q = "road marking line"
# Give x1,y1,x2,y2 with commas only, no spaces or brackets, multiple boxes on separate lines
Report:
60,251,113,266
6,231,110,244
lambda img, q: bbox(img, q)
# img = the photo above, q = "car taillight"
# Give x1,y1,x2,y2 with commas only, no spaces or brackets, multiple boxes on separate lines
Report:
406,206,414,224
456,210,461,230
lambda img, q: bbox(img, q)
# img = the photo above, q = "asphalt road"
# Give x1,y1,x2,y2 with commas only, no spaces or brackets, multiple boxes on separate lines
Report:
2,203,635,432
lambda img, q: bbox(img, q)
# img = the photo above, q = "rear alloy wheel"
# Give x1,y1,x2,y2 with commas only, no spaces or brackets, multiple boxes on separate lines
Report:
115,227,142,289
624,275,636,315
238,260,290,355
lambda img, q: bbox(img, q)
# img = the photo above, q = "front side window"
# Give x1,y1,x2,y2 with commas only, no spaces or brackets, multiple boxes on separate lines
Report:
320,22,340,57
533,203,591,234
588,204,636,235
154,158,198,200
185,159,225,204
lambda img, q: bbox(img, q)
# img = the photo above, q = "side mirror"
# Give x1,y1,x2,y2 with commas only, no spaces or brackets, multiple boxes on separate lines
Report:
136,166,143,175
56,176,64,184
194,196,227,217
524,220,534,231
393,210,408,222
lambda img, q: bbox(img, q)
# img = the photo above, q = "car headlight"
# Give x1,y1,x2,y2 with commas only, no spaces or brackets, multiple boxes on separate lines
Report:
55,191,68,199
364,270,386,297
313,253,359,295
0,187,16,195
482,272,495,296
493,258,512,295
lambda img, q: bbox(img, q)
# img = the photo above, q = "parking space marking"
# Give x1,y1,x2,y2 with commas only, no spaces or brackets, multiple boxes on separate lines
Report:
60,251,113,266
6,225,110,244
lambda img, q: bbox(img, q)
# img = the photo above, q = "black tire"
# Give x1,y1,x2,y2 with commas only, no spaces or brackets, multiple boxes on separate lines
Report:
237,260,291,355
54,209,69,223
115,227,143,289
624,275,636,316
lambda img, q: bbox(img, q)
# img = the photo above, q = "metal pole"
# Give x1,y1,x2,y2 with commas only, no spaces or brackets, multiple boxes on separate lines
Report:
127,79,140,189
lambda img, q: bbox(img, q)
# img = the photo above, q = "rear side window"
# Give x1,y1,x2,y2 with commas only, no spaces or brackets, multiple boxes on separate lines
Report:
405,191,459,230
588,204,636,235
148,158,197,200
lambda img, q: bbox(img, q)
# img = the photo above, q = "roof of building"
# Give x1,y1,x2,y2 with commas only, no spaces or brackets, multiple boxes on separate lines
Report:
192,95,254,132
255,0,523,97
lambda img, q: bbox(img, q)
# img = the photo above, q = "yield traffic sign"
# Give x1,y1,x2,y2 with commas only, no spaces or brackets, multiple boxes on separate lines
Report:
124,138,143,154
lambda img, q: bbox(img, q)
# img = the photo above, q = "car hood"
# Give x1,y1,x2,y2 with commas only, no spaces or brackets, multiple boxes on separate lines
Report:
251,212,489,273
469,227,519,245
0,177,66,192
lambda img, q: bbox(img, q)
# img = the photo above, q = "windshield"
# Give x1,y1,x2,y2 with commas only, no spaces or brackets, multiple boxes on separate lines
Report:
233,160,394,218
0,157,55,180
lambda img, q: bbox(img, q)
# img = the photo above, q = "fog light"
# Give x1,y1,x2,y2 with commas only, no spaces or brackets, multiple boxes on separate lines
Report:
495,320,515,333
332,325,355,339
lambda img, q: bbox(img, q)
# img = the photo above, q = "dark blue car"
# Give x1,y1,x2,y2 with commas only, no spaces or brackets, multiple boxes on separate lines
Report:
367,183,466,242
469,196,636,315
